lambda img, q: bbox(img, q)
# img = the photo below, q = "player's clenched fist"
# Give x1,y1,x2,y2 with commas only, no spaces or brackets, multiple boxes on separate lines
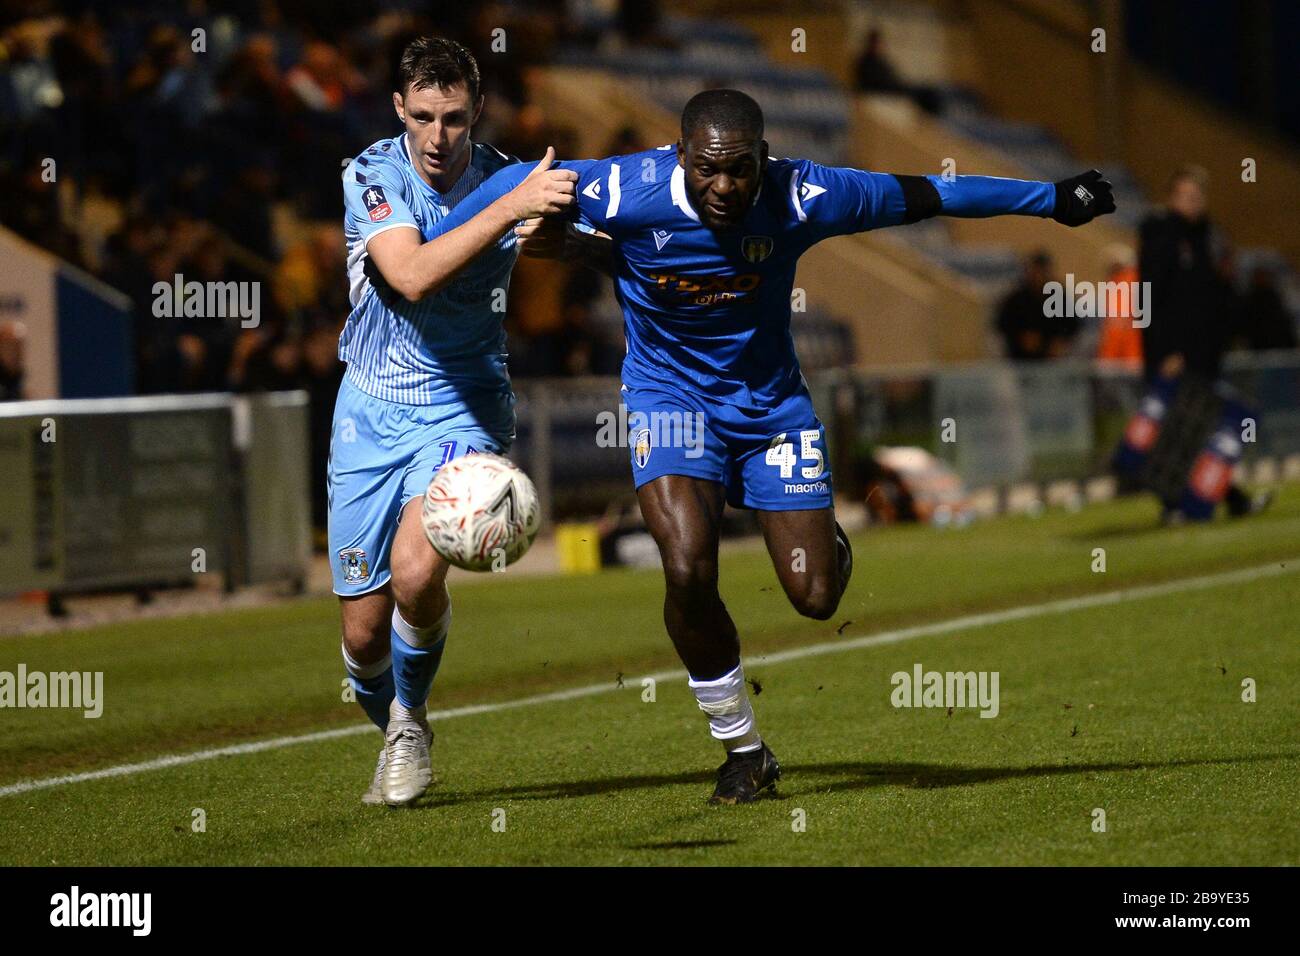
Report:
507,146,578,219
1052,169,1117,226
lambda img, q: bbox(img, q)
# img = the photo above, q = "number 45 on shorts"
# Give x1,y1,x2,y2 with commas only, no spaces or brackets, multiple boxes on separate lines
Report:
765,429,826,480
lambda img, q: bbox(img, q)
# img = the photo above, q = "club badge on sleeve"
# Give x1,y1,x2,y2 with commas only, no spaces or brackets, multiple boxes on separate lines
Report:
363,186,393,222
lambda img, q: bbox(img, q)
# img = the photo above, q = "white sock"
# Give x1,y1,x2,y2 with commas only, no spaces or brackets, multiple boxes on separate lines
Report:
340,643,390,679
391,602,451,649
689,663,762,753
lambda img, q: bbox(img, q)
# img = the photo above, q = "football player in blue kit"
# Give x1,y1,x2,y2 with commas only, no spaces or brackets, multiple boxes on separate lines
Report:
436,88,1115,803
332,37,584,807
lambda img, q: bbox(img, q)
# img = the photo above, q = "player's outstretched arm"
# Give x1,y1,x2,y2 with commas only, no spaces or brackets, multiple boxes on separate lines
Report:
798,163,1116,241
896,168,1117,226
367,147,577,302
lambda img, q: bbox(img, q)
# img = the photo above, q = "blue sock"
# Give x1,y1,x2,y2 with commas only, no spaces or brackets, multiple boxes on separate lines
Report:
342,644,395,731
390,604,450,710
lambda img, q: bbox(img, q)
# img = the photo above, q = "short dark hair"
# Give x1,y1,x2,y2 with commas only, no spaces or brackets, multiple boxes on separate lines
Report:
680,88,764,142
397,36,480,100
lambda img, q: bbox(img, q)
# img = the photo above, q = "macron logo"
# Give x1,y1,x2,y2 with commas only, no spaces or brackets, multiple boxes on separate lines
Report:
799,182,827,203
582,181,602,200
653,229,673,251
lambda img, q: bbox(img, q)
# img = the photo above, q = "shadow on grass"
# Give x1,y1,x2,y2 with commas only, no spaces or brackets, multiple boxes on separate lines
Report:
625,839,738,850
415,751,1298,808
418,768,717,807
783,751,1298,795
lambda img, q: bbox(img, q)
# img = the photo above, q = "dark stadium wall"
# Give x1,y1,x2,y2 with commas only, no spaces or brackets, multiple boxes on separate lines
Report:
952,0,1300,268
0,228,134,400
56,270,134,399
679,0,1299,268
845,98,1122,297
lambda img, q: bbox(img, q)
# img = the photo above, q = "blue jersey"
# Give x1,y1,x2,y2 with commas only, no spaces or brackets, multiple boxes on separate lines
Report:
433,146,1055,408
340,136,520,405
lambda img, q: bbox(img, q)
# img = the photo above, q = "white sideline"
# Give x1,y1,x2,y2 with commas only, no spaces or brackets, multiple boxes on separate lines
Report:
1,559,1294,799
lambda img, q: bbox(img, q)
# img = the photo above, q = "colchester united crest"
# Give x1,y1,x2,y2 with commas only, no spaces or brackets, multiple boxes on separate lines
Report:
741,235,774,263
339,547,370,585
632,428,652,468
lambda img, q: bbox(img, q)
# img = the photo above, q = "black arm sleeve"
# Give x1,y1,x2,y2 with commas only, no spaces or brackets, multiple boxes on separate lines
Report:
892,174,943,224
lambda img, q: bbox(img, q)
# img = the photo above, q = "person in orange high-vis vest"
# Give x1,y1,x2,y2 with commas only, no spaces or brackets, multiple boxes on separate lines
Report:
1096,246,1143,368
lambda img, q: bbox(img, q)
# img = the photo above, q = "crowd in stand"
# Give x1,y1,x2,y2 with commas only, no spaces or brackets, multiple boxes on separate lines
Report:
0,0,643,408
4,4,1295,535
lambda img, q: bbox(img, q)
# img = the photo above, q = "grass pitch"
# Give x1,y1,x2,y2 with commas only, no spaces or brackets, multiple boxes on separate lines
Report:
1,489,1298,866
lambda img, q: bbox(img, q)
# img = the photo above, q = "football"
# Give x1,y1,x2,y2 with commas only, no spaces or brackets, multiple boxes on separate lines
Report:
421,453,541,572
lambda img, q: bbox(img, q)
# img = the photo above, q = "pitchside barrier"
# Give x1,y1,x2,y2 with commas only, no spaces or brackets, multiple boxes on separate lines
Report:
0,391,311,603
512,352,1300,527
1,357,1292,599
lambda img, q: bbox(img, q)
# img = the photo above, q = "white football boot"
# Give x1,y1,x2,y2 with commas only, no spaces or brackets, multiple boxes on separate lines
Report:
361,747,386,806
381,698,433,806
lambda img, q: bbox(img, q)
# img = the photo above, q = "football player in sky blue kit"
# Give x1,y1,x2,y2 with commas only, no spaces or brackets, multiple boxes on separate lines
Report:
439,88,1115,803
333,37,580,806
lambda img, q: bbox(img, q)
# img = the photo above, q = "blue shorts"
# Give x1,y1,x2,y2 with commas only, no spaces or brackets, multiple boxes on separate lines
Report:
622,384,832,511
327,374,514,595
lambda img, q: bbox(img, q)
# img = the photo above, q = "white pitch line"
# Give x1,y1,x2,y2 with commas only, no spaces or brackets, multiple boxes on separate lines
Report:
1,559,1293,799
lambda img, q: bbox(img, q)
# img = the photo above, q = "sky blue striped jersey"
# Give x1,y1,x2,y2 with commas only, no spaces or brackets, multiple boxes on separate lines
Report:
340,136,520,405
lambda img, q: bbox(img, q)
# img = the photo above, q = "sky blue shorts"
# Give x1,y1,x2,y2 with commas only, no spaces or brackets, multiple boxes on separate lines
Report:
327,373,514,596
621,383,832,511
